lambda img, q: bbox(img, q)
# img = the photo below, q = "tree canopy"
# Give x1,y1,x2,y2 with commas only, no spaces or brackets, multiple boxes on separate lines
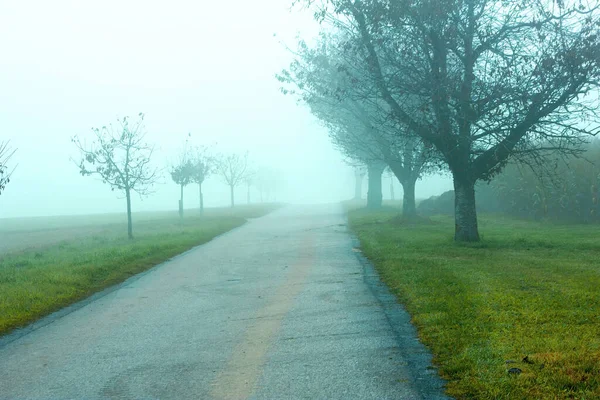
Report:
292,0,600,240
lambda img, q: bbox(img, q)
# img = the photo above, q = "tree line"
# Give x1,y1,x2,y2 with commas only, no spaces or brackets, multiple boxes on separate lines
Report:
280,0,600,241
69,113,282,239
0,113,284,240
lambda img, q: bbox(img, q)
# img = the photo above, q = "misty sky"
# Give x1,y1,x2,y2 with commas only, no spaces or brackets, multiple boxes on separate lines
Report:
0,0,452,218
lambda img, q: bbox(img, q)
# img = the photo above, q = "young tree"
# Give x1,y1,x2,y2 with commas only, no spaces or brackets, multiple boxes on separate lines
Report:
216,152,249,207
299,0,600,241
73,113,159,239
0,141,16,196
191,146,213,214
170,149,195,219
243,168,256,204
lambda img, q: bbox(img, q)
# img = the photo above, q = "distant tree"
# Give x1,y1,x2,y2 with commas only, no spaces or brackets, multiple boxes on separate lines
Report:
243,168,256,204
170,152,195,219
0,141,16,196
72,113,159,239
191,146,213,214
278,31,436,215
255,167,283,202
353,166,365,200
387,168,395,201
216,152,249,207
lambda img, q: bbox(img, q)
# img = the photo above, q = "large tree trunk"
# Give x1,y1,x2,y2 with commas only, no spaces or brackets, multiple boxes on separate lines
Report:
454,178,480,242
230,185,235,208
354,170,364,200
366,163,384,209
402,179,417,218
198,182,204,214
126,187,133,240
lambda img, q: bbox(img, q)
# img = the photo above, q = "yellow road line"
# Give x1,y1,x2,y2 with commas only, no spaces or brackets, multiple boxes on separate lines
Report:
209,234,315,400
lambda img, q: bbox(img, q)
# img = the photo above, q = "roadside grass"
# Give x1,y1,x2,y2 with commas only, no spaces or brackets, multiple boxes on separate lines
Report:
348,208,600,399
0,204,280,336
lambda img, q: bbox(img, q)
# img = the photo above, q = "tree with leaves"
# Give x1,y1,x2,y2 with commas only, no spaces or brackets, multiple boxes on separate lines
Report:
191,146,213,214
72,113,159,239
170,144,195,219
216,152,249,208
278,31,435,214
297,0,600,240
0,141,16,196
243,168,256,204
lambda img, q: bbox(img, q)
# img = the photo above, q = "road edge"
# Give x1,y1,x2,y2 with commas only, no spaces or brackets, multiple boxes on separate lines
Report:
346,221,452,399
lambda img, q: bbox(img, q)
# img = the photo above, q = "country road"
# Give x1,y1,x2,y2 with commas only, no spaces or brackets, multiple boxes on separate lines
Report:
0,204,448,399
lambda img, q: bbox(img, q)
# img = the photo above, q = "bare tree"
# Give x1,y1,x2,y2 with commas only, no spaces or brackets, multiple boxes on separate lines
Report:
72,113,159,239
0,141,16,196
298,0,600,240
216,152,249,208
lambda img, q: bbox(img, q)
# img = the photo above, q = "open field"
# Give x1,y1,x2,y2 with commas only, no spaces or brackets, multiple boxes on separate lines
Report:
0,204,280,336
0,205,278,254
348,208,600,399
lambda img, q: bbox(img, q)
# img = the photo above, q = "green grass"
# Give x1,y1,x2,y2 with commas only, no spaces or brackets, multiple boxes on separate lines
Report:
348,208,600,399
0,204,280,336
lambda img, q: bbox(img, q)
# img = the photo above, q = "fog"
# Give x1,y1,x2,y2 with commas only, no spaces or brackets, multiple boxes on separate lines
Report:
0,0,452,218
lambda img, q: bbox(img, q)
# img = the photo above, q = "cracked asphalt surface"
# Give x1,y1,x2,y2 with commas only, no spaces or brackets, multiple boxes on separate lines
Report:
0,204,448,399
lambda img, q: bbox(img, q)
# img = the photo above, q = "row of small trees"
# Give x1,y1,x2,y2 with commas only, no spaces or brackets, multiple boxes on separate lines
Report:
72,113,278,239
280,0,600,241
169,141,252,218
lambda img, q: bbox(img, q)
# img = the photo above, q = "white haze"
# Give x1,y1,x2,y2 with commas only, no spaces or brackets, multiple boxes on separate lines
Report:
0,0,452,218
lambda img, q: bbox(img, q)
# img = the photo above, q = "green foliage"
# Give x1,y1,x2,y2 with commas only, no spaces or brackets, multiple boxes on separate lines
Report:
478,141,600,223
349,208,600,399
170,159,195,186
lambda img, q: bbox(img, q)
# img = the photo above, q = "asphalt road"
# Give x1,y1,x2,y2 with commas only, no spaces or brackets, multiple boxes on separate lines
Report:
0,204,448,400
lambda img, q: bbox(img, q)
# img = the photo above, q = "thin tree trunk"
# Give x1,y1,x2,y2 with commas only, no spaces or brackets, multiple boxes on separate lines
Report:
199,182,204,214
126,187,133,240
367,163,384,209
247,184,251,204
402,179,417,218
390,176,395,201
230,185,235,208
179,183,184,219
454,178,480,242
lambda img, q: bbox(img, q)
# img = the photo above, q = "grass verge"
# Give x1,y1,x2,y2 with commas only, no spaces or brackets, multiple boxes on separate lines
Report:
0,204,279,336
348,208,600,399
